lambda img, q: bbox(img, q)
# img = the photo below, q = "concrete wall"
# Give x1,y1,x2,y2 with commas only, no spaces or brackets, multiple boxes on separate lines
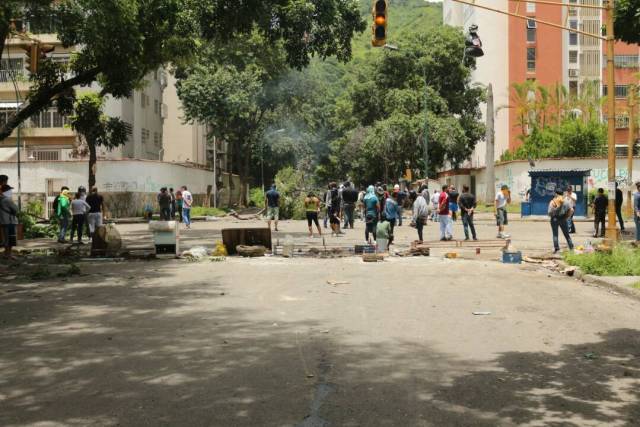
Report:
0,159,243,217
437,157,640,204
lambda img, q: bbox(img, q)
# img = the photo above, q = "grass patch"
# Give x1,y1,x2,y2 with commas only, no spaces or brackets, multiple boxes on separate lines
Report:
563,246,640,276
632,282,640,290
190,207,228,217
474,204,522,214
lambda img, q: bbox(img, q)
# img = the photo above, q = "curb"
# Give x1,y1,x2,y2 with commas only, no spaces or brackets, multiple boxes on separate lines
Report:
556,259,640,300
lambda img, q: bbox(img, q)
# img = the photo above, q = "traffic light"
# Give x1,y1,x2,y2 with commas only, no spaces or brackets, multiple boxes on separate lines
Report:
371,0,388,47
24,44,39,74
465,24,484,58
22,43,55,74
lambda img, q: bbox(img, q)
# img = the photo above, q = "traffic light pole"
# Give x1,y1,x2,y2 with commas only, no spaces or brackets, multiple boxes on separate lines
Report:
604,0,618,242
423,67,429,180
625,86,636,217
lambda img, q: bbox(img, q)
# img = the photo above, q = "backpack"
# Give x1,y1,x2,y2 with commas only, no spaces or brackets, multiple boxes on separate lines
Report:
52,195,60,214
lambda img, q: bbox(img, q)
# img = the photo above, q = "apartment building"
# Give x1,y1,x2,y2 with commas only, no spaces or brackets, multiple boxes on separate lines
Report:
0,27,166,163
443,0,639,165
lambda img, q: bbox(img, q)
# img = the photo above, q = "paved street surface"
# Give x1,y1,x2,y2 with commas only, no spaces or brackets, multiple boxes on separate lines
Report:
2,217,640,426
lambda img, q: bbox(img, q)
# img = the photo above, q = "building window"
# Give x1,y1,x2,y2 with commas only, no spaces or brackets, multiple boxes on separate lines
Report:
0,58,25,82
527,47,536,72
141,93,149,108
526,19,536,42
30,108,66,128
141,128,150,144
154,100,159,114
603,55,640,68
603,85,629,98
569,51,578,64
615,115,630,129
526,2,536,13
569,81,578,97
32,150,60,161
569,21,578,45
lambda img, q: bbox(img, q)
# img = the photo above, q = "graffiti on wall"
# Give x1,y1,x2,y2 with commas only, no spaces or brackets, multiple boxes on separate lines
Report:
587,168,632,188
102,176,174,193
532,176,572,197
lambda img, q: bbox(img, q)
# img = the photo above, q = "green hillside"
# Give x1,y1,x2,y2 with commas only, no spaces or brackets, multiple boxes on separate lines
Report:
352,0,443,60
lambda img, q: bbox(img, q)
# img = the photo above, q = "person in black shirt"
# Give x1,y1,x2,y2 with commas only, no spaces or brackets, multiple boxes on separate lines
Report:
328,182,342,236
341,182,358,229
458,185,477,240
85,187,105,239
615,183,625,231
592,188,608,238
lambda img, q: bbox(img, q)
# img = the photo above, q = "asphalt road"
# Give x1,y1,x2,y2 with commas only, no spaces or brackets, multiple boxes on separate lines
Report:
1,255,639,426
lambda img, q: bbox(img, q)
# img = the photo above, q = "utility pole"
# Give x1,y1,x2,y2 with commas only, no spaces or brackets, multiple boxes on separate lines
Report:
213,135,218,209
626,85,636,216
485,84,495,204
604,0,618,242
423,67,429,181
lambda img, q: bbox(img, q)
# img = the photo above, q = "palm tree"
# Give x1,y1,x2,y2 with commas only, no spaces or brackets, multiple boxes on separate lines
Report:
536,84,550,128
548,82,569,126
509,80,537,140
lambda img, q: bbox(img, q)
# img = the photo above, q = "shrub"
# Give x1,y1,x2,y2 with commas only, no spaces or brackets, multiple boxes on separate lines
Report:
190,206,227,217
249,187,265,208
564,246,640,276
274,167,306,220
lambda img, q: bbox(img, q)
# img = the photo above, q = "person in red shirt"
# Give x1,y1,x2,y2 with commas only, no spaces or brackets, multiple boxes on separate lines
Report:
438,185,452,241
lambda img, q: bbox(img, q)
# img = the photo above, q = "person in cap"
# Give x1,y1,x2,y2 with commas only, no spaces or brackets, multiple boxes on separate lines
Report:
548,188,574,253
0,184,18,260
395,184,408,226
495,185,511,239
0,174,8,187
56,188,72,243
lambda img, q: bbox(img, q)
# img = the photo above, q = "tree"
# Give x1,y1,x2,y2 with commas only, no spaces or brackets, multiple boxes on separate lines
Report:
0,0,192,141
68,93,127,188
0,0,365,142
322,25,485,180
614,0,640,44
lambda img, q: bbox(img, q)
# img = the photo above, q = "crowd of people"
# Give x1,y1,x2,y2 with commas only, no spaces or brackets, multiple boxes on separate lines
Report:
2,171,640,260
155,186,193,226
263,181,506,248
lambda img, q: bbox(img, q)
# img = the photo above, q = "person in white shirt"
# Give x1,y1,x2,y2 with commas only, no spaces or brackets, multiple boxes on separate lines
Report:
495,185,511,239
181,185,193,228
430,190,440,222
70,192,91,244
565,186,578,234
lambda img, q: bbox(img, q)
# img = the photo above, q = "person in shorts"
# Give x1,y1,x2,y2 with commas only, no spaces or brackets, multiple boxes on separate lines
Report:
495,185,511,239
86,187,105,239
0,184,18,260
304,192,322,237
265,184,280,231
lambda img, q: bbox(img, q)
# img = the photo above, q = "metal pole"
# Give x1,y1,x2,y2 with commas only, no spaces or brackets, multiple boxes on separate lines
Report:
16,123,21,211
605,0,618,242
485,84,495,204
423,67,429,180
626,85,636,216
213,135,218,209
261,138,265,192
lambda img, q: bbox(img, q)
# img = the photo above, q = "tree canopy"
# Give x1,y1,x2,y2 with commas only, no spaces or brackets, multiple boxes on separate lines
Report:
0,0,365,142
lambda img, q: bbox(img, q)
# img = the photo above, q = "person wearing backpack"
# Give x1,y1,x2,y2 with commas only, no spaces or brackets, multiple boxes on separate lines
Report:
548,188,574,253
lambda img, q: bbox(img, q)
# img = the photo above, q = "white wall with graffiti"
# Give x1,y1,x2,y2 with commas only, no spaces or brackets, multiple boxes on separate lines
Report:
439,157,640,203
0,159,244,217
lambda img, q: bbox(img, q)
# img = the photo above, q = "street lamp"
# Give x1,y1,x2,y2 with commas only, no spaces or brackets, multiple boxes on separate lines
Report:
262,128,285,191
